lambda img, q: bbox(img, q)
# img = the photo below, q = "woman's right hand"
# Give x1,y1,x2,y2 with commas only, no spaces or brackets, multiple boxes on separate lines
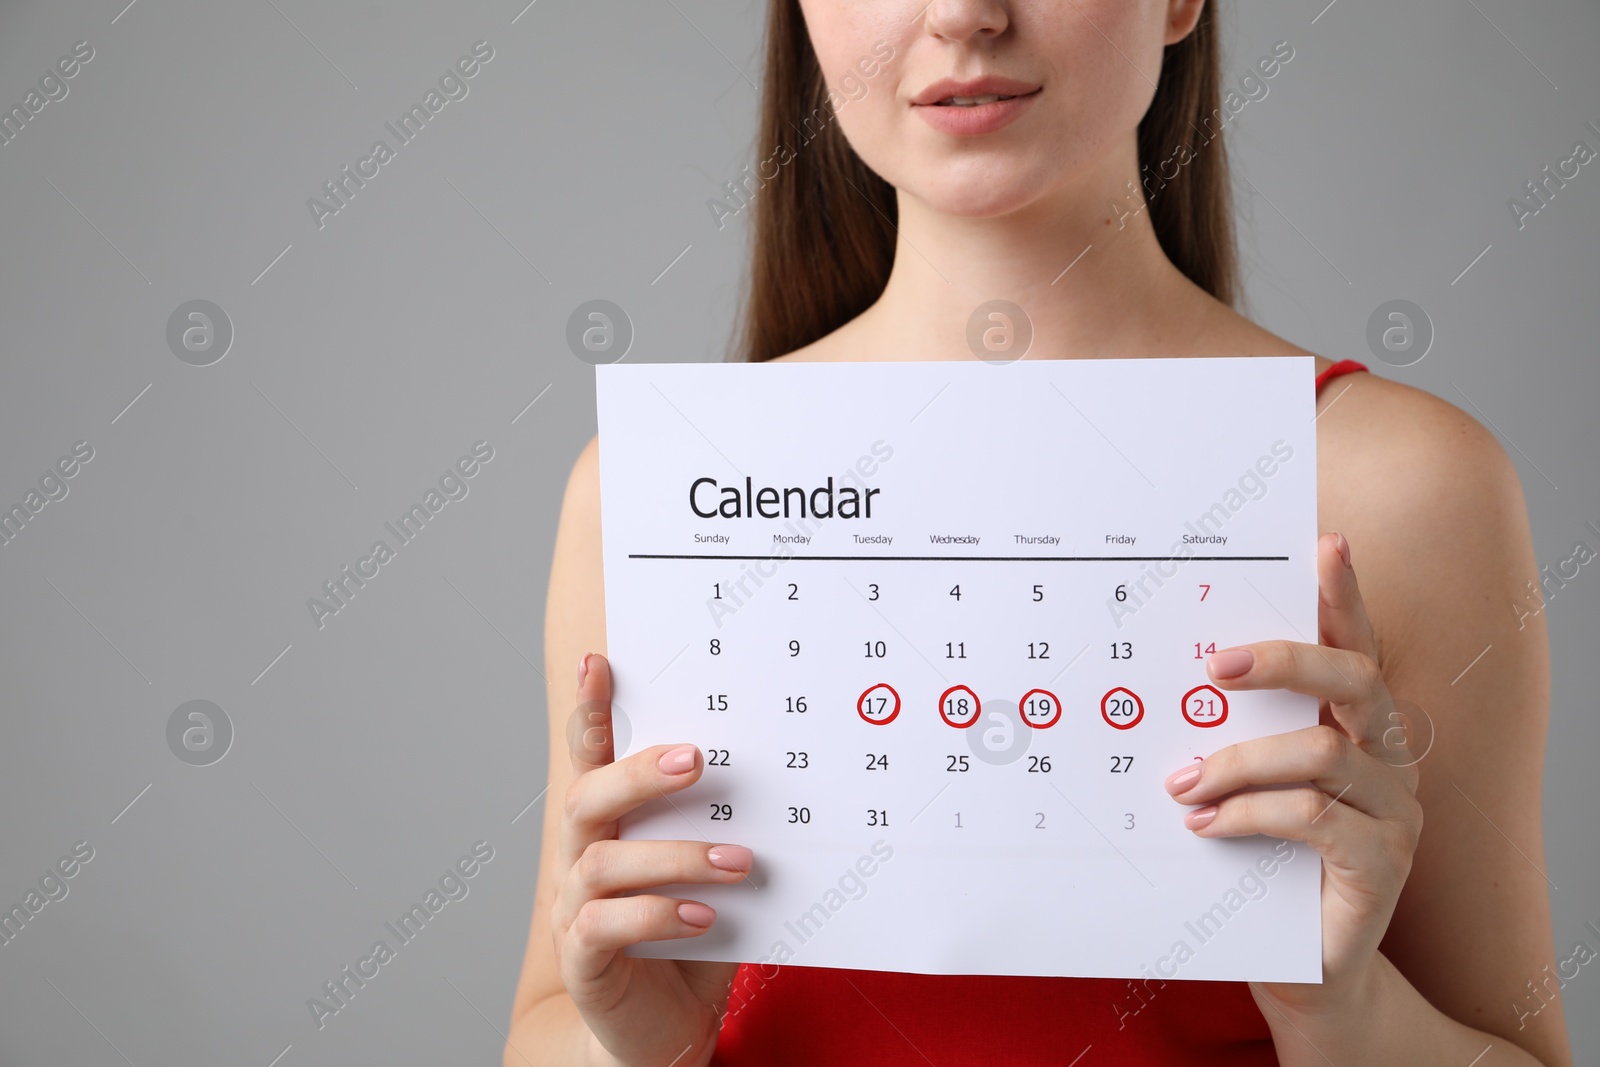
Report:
551,652,747,1067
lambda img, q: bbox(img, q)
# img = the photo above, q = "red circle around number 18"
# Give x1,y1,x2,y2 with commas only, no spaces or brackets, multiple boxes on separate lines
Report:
857,683,900,725
937,685,981,728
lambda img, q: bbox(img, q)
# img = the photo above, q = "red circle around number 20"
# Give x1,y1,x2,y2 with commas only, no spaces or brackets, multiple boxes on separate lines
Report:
1101,687,1144,730
857,684,900,725
1181,684,1229,727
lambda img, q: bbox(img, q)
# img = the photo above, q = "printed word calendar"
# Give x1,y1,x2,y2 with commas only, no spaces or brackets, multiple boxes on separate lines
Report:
596,357,1322,983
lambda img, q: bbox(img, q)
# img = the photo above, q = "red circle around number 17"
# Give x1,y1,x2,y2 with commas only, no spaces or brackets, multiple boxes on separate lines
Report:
857,683,900,725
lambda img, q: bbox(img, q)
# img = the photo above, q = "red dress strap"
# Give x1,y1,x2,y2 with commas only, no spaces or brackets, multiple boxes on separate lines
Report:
1315,359,1368,396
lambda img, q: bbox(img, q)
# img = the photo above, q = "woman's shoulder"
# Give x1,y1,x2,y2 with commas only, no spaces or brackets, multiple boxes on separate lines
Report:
564,432,602,502
1312,362,1533,676
554,434,604,573
1313,364,1519,516
1209,311,1511,496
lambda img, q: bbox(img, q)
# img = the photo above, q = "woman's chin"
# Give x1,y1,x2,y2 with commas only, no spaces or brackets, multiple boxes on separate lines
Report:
869,150,1060,219
905,178,1050,220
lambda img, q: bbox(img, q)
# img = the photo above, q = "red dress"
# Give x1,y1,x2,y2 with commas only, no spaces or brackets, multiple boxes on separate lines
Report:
711,360,1369,1067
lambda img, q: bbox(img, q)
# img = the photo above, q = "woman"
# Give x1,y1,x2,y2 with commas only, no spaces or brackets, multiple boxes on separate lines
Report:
507,1,1572,1064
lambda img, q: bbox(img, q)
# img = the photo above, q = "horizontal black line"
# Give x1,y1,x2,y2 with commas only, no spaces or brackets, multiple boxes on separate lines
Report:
628,554,1289,562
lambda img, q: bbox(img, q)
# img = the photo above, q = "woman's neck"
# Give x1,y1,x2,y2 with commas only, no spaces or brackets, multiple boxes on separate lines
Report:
823,150,1285,364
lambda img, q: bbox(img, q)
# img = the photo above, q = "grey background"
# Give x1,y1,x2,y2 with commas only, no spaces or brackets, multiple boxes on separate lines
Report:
0,0,1594,1063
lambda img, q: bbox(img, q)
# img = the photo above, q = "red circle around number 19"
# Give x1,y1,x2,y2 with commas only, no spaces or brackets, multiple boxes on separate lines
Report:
857,683,900,725
937,685,981,728
1181,684,1229,727
1019,688,1062,729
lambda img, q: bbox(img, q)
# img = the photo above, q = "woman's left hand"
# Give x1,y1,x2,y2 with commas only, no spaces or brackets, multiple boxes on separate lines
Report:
1163,531,1424,1016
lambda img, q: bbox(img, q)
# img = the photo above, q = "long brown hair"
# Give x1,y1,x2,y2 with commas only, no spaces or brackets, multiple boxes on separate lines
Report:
732,1,1237,363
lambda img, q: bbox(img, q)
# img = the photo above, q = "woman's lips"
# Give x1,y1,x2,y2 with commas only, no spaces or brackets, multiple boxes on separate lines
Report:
912,88,1041,136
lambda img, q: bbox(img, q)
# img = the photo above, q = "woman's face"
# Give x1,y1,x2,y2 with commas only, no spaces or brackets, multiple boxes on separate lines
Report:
796,0,1203,217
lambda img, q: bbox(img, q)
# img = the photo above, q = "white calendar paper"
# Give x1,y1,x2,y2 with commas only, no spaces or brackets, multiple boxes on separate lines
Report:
596,357,1322,983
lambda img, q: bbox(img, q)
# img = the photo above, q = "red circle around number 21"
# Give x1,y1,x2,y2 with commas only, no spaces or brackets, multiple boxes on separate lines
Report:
1181,684,1229,727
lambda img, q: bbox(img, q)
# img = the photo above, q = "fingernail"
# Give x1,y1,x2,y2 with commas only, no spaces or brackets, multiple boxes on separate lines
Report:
1186,805,1218,829
1164,765,1202,794
1207,649,1254,679
577,653,590,687
658,744,698,774
708,845,754,872
1333,532,1352,569
677,902,716,928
